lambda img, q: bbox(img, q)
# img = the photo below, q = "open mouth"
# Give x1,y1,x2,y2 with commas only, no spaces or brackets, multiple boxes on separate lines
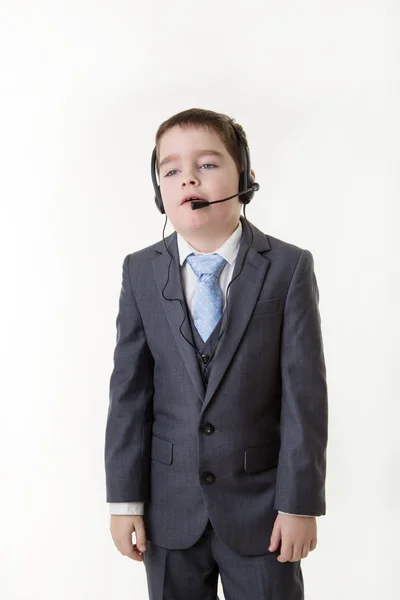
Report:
183,197,206,205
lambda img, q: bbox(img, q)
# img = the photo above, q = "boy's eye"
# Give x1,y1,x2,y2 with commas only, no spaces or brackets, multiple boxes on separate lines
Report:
164,163,217,177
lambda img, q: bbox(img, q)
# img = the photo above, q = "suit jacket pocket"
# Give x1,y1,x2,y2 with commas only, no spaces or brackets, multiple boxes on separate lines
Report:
151,434,173,465
244,442,280,474
252,297,279,316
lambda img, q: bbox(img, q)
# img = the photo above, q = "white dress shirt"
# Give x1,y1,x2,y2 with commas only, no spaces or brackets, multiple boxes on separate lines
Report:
109,220,311,517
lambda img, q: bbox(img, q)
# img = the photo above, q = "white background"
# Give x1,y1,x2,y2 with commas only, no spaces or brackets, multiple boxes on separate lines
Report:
1,1,399,599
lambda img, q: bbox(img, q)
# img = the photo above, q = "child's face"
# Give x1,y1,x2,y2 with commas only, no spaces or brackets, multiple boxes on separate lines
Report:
157,125,242,238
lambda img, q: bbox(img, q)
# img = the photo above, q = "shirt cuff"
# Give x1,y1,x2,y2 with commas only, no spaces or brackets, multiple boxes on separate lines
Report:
108,502,144,515
278,511,314,517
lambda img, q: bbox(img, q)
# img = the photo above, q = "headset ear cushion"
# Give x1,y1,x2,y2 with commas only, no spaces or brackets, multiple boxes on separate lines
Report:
239,171,246,204
155,186,165,214
239,171,255,205
247,173,255,201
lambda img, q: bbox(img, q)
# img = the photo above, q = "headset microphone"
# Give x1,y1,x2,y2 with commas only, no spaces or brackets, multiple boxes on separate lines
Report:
190,183,260,210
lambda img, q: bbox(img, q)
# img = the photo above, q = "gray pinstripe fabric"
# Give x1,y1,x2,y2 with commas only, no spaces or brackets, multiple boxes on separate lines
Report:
143,520,304,600
105,216,328,559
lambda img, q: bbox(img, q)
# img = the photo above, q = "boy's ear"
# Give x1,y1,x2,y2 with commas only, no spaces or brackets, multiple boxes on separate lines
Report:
251,168,256,178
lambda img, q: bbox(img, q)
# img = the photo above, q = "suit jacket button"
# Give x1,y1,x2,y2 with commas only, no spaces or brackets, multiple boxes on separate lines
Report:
200,422,215,435
201,354,210,364
201,472,216,484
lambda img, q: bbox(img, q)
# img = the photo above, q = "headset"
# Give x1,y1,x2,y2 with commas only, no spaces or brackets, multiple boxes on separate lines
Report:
150,123,260,386
151,124,258,213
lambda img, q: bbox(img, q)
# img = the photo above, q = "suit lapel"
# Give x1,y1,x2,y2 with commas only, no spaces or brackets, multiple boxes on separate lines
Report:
200,217,271,414
153,233,206,401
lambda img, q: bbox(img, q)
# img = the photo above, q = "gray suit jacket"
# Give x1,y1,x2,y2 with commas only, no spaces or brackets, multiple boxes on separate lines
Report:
104,216,328,556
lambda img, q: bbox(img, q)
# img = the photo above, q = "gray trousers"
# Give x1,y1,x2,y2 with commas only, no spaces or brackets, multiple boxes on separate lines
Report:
142,520,304,600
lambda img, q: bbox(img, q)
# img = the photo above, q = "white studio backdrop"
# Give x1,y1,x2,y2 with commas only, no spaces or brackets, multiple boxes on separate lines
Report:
0,1,398,599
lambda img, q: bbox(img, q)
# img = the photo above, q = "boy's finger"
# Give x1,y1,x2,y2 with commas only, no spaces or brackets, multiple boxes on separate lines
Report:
277,542,293,563
310,537,318,551
130,543,145,562
117,537,143,561
268,536,280,552
301,544,309,559
291,544,302,562
268,520,281,551
134,521,147,552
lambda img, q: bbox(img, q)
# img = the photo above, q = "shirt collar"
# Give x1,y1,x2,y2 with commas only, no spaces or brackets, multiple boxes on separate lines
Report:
177,220,243,266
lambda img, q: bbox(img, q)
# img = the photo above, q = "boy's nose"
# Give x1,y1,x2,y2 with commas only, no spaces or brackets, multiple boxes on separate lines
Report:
181,171,200,187
182,178,198,187
181,179,200,190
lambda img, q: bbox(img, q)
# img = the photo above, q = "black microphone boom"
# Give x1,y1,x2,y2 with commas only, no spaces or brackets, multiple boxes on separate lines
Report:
191,183,260,210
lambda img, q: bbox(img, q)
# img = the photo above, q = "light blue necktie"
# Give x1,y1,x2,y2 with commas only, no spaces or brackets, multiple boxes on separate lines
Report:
186,253,227,342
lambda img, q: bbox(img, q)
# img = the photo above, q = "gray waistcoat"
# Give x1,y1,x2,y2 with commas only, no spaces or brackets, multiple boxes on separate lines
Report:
184,301,225,385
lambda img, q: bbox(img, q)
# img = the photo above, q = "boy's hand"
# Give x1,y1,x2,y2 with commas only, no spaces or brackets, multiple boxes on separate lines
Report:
110,515,147,562
269,513,317,562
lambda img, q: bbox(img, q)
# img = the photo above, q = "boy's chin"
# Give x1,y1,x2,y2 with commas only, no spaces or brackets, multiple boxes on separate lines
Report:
182,219,213,232
173,214,217,235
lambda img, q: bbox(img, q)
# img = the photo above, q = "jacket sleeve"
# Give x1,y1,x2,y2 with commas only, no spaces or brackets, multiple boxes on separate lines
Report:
104,254,154,503
274,249,328,516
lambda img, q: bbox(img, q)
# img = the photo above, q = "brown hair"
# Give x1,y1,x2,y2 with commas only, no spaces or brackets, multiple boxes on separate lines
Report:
154,108,250,175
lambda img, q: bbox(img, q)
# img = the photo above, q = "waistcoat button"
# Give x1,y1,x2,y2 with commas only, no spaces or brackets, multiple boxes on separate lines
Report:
201,354,210,364
201,472,216,484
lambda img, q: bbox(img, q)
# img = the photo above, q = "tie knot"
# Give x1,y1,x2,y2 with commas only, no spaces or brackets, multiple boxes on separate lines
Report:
186,253,227,281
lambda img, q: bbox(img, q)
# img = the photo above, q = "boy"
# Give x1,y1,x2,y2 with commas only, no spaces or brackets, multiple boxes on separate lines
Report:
105,108,328,600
